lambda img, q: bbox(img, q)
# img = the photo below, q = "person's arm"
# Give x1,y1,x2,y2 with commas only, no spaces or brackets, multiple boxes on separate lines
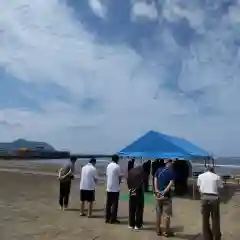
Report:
71,165,75,179
218,176,224,189
126,174,131,190
163,180,174,195
197,176,201,193
93,169,98,184
59,168,72,180
163,172,174,195
105,166,108,183
154,175,159,194
118,166,122,183
58,168,63,179
127,177,130,190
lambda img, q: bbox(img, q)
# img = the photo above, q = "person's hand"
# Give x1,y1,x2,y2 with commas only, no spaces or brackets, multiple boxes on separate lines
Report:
155,191,165,199
130,188,136,196
154,191,161,198
155,193,161,199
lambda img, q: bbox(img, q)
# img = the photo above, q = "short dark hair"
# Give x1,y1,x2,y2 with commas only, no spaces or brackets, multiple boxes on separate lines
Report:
206,166,214,172
89,158,96,164
142,163,148,173
70,156,77,162
112,154,119,163
159,159,165,167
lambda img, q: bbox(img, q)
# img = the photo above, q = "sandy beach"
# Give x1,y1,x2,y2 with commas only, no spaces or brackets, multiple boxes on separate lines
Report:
0,160,239,240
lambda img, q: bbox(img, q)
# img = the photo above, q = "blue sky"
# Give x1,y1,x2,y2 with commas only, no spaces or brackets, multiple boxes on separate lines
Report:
1,0,240,156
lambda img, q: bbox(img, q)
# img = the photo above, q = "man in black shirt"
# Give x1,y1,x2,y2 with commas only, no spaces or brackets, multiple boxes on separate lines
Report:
58,157,77,210
127,158,135,172
143,160,151,192
127,165,146,230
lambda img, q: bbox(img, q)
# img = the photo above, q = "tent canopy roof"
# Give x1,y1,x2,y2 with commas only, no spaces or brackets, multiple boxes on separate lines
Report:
118,130,210,160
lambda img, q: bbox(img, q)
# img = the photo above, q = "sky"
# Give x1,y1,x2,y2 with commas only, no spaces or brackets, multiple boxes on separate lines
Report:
1,0,240,156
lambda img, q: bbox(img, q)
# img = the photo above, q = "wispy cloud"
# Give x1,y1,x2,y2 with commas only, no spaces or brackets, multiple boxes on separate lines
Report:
0,0,240,155
88,0,107,19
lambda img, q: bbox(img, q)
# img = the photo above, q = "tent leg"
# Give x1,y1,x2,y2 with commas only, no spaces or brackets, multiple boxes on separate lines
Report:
193,181,195,200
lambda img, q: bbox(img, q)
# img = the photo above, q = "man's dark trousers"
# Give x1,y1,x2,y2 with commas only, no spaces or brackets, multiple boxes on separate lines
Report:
144,174,149,192
129,188,144,228
105,192,119,222
201,195,221,240
59,180,71,207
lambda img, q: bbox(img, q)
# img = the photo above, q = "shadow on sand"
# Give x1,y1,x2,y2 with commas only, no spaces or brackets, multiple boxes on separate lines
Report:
136,222,200,240
66,208,202,239
66,208,105,212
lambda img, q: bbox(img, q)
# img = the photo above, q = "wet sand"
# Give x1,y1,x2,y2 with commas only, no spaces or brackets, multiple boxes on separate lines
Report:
0,160,239,240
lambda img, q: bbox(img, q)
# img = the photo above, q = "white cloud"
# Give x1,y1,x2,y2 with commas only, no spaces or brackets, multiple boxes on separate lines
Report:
162,0,204,31
131,1,158,21
0,0,240,156
228,5,240,24
88,0,107,19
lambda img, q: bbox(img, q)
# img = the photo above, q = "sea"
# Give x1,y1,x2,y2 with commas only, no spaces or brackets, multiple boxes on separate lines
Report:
34,157,240,176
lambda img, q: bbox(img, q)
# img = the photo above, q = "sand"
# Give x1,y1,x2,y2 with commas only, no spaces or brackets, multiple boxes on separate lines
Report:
0,160,239,240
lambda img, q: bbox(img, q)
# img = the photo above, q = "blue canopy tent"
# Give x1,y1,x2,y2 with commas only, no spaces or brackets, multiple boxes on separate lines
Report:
118,130,211,161
156,132,211,159
118,131,212,199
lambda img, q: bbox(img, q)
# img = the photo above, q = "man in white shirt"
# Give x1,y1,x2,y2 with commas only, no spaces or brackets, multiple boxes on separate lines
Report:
197,166,223,240
105,155,122,224
79,158,98,217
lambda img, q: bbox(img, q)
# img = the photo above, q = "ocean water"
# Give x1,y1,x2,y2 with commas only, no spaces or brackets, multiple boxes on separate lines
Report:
34,158,240,176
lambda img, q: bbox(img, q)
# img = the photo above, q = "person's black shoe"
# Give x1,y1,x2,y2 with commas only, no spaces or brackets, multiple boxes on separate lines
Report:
110,219,120,224
105,219,110,224
162,231,174,237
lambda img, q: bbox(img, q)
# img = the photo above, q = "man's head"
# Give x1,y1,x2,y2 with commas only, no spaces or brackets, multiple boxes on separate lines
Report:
70,156,77,163
112,154,119,163
159,159,165,167
206,166,214,173
164,159,173,168
89,158,96,166
142,162,148,173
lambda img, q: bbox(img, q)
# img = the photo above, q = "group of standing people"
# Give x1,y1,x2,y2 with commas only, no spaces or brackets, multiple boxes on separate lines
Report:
58,156,223,239
58,155,123,223
127,158,175,236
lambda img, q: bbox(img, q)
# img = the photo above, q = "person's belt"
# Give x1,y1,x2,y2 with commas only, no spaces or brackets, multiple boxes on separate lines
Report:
202,193,219,196
201,193,219,200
